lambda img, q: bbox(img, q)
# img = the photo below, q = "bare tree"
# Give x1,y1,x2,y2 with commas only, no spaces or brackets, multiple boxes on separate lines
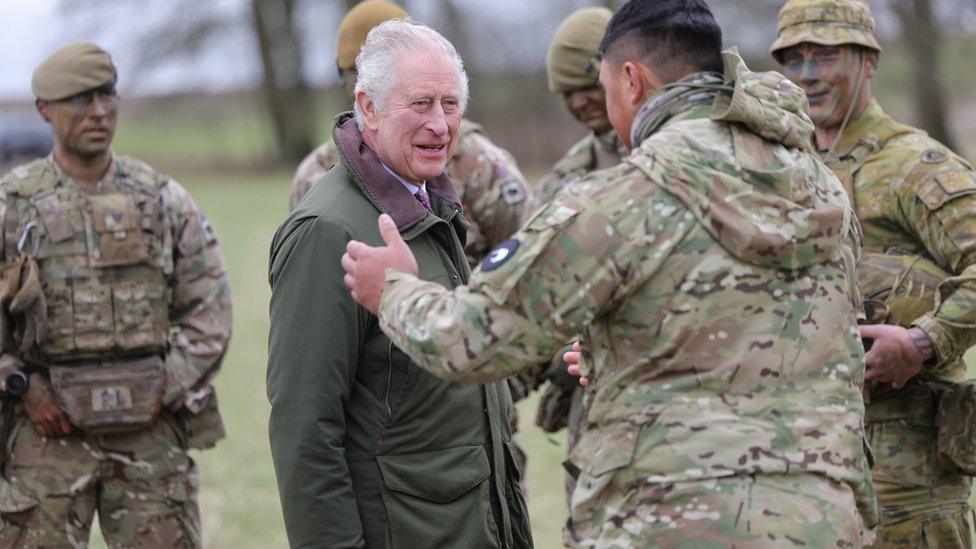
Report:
891,0,957,148
251,0,315,164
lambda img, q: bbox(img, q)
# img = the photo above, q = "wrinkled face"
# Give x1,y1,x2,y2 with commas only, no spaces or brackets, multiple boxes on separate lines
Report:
360,50,462,184
779,42,874,130
563,85,612,134
39,85,118,159
599,59,634,149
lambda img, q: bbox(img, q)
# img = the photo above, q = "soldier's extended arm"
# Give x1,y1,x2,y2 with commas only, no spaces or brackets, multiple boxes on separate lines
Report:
899,161,976,371
377,166,690,383
160,180,232,407
268,216,368,548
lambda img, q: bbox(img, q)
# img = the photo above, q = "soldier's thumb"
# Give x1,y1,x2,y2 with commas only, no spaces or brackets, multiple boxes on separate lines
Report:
378,214,405,249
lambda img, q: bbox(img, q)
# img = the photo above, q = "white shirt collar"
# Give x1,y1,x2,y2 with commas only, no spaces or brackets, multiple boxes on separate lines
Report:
380,161,426,196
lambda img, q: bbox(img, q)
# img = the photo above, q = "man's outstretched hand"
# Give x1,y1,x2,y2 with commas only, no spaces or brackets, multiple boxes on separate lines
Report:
342,214,419,315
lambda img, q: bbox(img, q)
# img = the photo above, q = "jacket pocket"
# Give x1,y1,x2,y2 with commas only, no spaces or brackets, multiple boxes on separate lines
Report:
502,441,533,549
377,445,501,548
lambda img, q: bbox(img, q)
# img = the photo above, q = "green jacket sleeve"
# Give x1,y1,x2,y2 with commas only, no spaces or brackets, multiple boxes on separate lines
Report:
901,163,976,370
377,168,689,384
161,179,232,407
267,215,367,548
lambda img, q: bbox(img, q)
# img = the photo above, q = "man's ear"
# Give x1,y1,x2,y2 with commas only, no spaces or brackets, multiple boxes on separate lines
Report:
35,99,51,124
355,91,380,131
622,61,645,111
864,50,879,78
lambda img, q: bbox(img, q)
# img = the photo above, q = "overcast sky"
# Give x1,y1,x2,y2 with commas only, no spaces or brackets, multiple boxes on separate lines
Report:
0,0,966,102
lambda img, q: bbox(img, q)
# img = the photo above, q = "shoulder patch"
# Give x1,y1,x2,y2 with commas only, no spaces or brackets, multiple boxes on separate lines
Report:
481,238,519,271
921,149,948,165
500,179,526,206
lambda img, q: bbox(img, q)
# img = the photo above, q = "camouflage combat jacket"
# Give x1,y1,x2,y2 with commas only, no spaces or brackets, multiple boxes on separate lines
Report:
824,99,976,380
527,130,625,213
0,154,231,445
375,52,877,535
290,119,530,267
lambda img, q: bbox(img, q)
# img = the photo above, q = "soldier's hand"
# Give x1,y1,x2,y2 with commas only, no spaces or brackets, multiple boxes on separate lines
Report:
859,324,932,389
343,214,419,315
22,374,73,437
564,341,589,386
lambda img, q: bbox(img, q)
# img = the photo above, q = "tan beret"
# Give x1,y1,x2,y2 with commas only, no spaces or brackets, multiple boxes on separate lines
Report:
547,7,613,93
336,0,409,70
32,42,117,101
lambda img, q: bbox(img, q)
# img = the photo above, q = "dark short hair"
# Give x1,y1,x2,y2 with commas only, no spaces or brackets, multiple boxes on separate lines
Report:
599,0,723,81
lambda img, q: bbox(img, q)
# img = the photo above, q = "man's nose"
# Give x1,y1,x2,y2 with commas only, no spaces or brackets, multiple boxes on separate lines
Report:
799,59,819,83
425,101,449,135
89,95,108,117
568,90,589,110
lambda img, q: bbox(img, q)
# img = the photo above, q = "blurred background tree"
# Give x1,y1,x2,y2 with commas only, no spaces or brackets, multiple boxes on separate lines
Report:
35,0,975,170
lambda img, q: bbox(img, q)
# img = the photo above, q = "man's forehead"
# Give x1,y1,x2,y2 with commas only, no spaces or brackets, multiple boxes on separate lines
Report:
394,50,460,93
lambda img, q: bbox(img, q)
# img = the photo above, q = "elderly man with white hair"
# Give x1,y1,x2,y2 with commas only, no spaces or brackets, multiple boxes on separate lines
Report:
267,20,532,549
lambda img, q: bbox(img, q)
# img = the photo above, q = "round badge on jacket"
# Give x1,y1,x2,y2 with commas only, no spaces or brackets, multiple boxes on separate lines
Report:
481,239,519,271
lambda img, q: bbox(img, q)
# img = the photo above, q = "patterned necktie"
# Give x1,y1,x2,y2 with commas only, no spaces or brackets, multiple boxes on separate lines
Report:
414,188,434,215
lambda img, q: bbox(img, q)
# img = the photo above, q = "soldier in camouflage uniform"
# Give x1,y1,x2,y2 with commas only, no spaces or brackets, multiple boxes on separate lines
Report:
0,43,231,548
342,1,878,545
530,7,625,503
772,1,976,545
528,7,626,213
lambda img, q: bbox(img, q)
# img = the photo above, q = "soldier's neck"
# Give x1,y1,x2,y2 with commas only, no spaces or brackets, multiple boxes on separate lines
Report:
812,89,874,153
53,146,112,188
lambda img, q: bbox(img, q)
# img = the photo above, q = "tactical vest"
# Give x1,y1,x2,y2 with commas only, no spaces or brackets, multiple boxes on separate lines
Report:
2,158,171,364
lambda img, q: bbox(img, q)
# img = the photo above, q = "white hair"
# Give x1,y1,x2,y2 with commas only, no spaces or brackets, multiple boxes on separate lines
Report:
353,19,469,129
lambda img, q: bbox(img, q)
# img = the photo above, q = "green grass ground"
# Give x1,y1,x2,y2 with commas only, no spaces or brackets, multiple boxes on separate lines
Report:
84,169,976,548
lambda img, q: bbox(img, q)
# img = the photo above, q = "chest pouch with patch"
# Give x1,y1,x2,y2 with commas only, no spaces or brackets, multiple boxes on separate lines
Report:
49,355,164,435
85,193,149,267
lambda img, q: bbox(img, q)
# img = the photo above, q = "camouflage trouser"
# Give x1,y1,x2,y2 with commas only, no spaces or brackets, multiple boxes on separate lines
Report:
0,413,201,548
564,473,868,548
866,385,975,548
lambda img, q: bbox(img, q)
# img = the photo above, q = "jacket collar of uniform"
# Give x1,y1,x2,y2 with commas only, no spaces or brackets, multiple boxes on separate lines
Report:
45,151,119,191
332,112,462,231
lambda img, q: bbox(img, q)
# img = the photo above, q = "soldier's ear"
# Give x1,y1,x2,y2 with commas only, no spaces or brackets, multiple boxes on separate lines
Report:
865,51,879,75
35,99,51,124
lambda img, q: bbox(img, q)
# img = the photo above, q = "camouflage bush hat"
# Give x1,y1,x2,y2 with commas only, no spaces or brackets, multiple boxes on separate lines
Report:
547,7,613,93
336,0,408,70
770,0,881,60
31,42,117,102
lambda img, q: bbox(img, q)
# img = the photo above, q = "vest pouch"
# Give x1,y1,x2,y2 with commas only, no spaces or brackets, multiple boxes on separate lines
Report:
49,355,164,435
936,382,976,476
86,193,149,268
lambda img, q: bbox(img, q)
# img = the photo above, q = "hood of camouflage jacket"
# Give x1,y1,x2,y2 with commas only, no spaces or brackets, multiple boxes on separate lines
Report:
631,49,849,270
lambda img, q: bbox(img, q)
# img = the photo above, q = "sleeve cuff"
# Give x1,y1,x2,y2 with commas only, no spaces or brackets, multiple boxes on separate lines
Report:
912,315,958,372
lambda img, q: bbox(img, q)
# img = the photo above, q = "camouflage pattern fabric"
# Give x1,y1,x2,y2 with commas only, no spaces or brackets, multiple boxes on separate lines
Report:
527,130,626,214
566,474,866,548
290,119,530,269
375,51,877,546
0,154,231,547
821,99,976,547
0,414,200,548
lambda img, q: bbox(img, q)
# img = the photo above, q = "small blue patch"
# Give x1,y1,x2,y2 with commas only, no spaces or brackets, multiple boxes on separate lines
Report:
481,239,519,272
